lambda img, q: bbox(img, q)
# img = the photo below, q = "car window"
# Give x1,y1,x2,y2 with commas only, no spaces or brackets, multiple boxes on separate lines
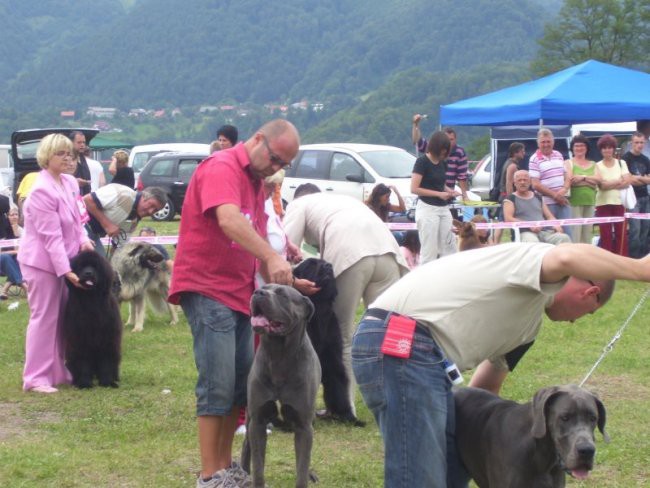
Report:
294,150,330,179
178,159,200,183
149,158,175,177
359,149,415,178
133,151,163,173
329,153,364,182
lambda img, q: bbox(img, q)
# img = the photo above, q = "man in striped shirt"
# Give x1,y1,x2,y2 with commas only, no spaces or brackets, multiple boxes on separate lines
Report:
529,127,572,238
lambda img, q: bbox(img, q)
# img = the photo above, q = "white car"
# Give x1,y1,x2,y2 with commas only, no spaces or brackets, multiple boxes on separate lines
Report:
282,143,419,216
282,143,478,217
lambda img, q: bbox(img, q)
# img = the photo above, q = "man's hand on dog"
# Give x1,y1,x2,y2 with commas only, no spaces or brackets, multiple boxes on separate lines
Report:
293,278,320,296
262,253,293,285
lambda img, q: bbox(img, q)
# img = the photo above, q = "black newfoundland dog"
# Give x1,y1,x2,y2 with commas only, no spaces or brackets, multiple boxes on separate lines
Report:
293,258,363,426
62,250,123,388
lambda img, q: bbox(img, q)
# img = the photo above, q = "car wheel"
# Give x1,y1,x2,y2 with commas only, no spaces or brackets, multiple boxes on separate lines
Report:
152,198,175,221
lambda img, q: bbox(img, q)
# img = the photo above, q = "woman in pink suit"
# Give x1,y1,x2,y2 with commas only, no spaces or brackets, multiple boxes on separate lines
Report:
18,133,94,393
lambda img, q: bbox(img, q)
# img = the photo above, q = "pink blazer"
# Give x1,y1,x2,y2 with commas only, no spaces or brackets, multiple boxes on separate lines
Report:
18,171,88,277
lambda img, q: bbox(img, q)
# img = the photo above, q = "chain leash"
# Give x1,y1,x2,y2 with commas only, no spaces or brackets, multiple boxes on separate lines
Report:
579,286,650,388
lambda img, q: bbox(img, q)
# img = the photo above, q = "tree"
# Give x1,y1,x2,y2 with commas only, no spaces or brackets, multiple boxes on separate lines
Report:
531,0,650,76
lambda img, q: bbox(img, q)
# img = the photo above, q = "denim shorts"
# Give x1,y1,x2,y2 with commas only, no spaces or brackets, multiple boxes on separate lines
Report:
181,292,253,416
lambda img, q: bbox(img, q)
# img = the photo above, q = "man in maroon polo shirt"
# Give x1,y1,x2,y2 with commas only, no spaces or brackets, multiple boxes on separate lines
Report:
169,119,299,488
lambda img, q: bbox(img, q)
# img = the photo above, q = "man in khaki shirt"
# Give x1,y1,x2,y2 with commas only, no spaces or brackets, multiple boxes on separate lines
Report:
284,186,409,412
352,241,650,487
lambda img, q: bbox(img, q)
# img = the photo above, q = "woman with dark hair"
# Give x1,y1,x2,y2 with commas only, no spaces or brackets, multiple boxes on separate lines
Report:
399,230,421,269
411,131,459,263
0,206,28,299
595,134,630,255
567,134,601,244
365,183,406,222
216,125,239,149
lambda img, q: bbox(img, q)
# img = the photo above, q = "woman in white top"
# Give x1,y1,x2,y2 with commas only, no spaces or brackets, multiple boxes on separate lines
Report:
594,134,631,255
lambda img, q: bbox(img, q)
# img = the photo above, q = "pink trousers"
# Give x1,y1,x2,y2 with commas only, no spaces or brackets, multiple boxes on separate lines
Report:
22,264,72,391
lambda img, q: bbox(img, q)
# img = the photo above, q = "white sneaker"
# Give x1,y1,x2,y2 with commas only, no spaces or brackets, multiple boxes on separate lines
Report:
234,424,247,436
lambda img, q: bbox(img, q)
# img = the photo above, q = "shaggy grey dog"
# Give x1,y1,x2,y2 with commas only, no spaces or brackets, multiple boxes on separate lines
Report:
111,241,178,332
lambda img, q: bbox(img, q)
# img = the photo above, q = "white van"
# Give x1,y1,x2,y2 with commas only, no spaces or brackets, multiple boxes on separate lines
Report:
0,144,15,195
128,143,211,182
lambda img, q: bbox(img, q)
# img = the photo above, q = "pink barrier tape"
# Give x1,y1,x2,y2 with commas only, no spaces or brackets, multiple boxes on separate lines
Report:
624,212,650,220
387,214,650,232
98,235,179,245
2,214,648,249
0,235,178,250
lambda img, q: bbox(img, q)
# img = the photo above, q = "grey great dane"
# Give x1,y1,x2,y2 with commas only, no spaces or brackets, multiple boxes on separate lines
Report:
241,284,321,488
454,385,609,488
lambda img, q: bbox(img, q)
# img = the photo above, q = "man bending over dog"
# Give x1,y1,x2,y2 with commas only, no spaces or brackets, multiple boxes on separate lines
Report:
169,120,299,488
351,242,650,488
83,184,167,256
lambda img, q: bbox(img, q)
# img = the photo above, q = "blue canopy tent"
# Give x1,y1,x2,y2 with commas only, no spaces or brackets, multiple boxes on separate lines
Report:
440,60,650,126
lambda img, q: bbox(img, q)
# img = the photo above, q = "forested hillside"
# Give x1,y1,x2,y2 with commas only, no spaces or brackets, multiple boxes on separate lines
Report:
1,0,544,110
0,0,563,149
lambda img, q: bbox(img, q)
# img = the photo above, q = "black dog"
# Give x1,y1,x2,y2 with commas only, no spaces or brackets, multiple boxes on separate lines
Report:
62,251,123,388
293,258,363,426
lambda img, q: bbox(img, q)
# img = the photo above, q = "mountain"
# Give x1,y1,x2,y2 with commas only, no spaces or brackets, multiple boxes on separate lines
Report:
0,0,562,151
0,0,545,110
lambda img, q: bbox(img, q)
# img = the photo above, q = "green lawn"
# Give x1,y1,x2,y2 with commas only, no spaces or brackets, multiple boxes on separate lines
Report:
1,218,648,487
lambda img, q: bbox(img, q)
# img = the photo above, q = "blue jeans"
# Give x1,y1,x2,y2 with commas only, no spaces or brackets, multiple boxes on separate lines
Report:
547,202,573,240
181,292,253,416
352,315,469,488
629,195,650,258
0,254,24,285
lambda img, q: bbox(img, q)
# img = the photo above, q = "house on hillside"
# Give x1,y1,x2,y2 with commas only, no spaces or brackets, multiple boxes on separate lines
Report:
87,106,117,118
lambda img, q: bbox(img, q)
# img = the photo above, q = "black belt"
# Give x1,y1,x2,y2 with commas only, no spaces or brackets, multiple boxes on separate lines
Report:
365,308,433,338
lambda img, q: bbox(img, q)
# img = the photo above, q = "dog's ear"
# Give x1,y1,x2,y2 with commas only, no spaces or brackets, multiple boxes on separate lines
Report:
531,386,562,438
452,219,463,229
128,244,143,257
593,395,610,443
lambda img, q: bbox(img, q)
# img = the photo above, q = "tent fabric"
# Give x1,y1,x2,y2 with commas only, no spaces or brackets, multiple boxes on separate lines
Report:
440,60,650,126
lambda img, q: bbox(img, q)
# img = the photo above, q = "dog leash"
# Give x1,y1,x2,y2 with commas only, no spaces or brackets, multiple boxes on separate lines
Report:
579,286,650,387
106,229,128,260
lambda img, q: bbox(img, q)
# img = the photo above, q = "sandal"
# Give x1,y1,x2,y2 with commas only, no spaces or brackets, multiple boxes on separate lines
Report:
0,293,8,301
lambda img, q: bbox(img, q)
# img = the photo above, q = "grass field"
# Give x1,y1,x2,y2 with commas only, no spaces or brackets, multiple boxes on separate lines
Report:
1,217,649,487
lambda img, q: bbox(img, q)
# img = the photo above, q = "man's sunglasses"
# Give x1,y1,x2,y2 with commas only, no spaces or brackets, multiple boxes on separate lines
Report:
262,137,291,169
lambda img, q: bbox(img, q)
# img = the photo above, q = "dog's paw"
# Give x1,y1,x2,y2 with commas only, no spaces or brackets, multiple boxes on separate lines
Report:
169,318,178,326
309,469,319,483
131,326,143,332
